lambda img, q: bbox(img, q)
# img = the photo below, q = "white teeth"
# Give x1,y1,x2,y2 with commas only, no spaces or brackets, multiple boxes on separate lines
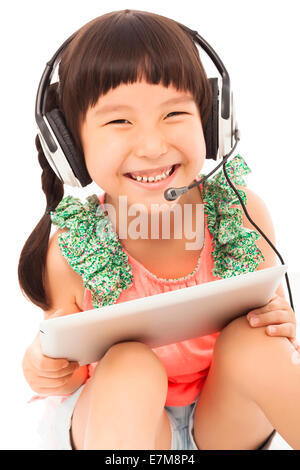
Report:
131,166,173,183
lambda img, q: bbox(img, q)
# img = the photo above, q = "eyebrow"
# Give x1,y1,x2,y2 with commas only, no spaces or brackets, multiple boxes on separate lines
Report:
93,96,195,116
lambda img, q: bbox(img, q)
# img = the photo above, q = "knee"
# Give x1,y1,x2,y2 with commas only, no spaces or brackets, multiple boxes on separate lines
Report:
213,315,289,387
95,341,168,384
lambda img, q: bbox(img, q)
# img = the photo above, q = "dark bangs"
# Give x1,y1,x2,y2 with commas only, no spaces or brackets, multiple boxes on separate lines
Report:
58,9,213,155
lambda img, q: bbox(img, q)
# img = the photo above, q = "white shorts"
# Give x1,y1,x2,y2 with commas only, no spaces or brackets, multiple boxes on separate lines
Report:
37,385,276,450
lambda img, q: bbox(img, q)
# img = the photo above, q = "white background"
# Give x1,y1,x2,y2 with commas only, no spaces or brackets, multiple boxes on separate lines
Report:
1,0,299,450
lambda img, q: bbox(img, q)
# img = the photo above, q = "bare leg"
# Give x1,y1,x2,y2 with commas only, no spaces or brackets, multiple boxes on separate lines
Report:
193,315,300,450
71,341,172,450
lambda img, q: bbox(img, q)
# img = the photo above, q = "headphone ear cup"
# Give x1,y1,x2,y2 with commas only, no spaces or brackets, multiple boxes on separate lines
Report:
204,77,219,160
46,108,92,186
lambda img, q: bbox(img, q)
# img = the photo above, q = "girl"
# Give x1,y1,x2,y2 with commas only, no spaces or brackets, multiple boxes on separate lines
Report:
19,9,299,451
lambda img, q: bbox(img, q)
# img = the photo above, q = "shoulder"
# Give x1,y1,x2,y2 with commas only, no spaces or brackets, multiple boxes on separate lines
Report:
234,185,285,298
43,228,85,319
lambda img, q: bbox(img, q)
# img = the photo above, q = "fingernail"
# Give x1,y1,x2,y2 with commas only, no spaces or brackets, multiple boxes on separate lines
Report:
268,326,276,334
62,361,69,368
250,317,259,326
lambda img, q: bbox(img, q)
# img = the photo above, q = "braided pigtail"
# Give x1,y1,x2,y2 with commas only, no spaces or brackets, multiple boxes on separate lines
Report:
18,82,64,311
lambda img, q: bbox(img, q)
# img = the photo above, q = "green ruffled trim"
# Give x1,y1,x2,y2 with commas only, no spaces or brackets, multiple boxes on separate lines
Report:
50,194,133,308
200,154,265,278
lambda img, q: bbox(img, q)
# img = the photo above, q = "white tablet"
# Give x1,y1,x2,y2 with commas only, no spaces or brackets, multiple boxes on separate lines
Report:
40,264,288,366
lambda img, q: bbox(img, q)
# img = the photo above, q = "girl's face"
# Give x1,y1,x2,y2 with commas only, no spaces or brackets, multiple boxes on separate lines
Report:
80,78,206,214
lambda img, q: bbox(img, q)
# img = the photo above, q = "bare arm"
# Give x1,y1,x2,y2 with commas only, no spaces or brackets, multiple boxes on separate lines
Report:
23,228,89,396
235,185,286,299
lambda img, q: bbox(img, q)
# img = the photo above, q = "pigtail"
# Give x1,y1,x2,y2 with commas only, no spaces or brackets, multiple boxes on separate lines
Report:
18,83,64,311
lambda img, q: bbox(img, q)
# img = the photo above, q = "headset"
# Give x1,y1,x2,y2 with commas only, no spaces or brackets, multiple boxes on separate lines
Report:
35,21,295,311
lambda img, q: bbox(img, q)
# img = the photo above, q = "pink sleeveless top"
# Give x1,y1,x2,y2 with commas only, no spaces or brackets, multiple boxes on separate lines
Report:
28,155,263,407
83,189,221,407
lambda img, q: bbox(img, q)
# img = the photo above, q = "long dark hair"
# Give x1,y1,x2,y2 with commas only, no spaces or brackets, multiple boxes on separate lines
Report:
18,9,213,311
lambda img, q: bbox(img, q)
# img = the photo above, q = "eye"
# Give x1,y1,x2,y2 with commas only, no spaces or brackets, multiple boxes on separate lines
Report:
166,112,187,118
107,119,131,125
106,112,188,125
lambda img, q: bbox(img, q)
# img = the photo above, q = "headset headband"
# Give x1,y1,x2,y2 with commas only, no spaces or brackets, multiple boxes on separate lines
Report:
35,22,237,187
35,33,76,153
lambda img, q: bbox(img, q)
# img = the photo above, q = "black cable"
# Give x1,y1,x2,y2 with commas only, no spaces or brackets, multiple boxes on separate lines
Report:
221,145,295,312
186,130,241,193
166,130,295,312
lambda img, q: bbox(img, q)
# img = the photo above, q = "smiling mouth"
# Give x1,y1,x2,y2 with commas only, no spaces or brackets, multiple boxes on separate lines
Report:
124,164,180,183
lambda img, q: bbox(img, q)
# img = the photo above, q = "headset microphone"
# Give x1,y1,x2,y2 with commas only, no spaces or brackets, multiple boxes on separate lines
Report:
164,129,241,201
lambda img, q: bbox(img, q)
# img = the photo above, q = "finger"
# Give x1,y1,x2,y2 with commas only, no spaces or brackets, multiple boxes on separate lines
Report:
32,375,72,390
266,323,296,339
32,354,71,372
248,297,288,316
31,333,70,371
36,362,79,378
247,310,295,327
247,305,272,316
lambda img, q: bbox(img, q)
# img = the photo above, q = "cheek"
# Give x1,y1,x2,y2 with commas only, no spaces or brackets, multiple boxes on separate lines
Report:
84,149,101,177
83,147,105,186
176,122,206,153
84,148,123,188
83,135,119,176
193,130,206,166
184,133,206,168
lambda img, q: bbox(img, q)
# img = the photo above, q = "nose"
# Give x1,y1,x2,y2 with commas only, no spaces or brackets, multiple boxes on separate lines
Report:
134,126,168,159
